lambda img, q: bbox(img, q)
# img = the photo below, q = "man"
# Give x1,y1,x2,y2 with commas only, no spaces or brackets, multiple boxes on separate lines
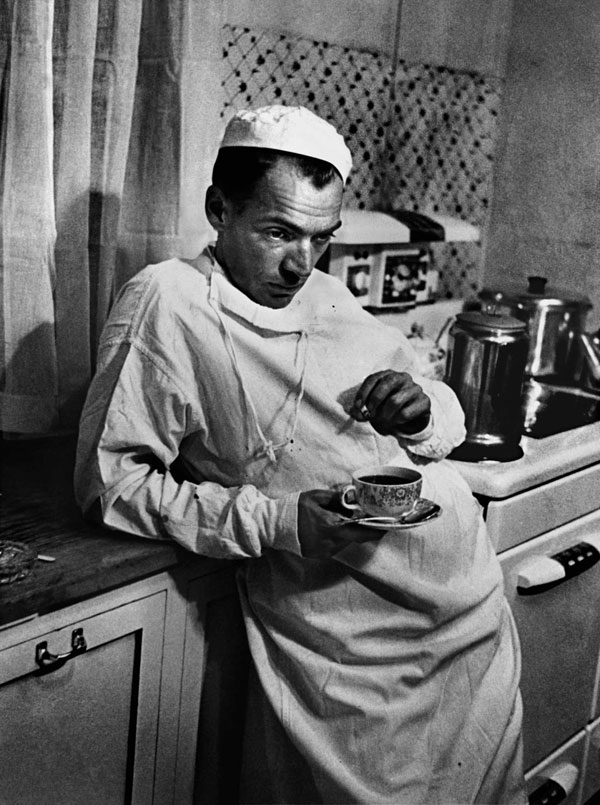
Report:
75,105,525,804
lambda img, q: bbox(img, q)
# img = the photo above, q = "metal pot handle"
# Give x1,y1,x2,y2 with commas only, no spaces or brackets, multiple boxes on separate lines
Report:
579,332,600,381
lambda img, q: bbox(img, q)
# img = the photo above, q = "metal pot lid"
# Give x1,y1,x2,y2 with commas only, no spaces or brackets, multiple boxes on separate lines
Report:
479,275,592,310
456,310,527,332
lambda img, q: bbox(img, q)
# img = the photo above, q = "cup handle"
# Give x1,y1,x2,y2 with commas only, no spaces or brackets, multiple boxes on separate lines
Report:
340,484,361,511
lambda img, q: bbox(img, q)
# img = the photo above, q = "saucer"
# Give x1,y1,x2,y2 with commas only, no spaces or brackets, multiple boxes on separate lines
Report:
343,498,442,530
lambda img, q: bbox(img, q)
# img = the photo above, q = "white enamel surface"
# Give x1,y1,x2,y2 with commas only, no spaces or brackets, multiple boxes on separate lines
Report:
451,421,600,499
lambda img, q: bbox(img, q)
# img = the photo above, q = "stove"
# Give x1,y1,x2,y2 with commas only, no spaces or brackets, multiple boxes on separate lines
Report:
451,420,600,551
451,421,600,803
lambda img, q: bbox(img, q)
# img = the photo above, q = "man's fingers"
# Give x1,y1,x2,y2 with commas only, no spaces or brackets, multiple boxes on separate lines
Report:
350,370,431,435
361,374,417,419
353,371,412,417
377,388,426,422
336,522,384,543
323,522,385,556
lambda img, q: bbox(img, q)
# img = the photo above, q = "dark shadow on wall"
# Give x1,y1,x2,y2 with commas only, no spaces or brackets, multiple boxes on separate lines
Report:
0,322,60,435
88,190,123,369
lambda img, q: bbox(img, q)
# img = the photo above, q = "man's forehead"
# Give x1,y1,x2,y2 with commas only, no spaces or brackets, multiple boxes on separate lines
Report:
247,165,343,225
256,210,343,236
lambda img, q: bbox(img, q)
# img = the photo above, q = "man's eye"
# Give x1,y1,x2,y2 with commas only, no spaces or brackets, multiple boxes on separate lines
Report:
266,229,289,241
314,234,333,247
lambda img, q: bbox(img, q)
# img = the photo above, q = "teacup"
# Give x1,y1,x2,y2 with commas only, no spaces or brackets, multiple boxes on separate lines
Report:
341,465,423,518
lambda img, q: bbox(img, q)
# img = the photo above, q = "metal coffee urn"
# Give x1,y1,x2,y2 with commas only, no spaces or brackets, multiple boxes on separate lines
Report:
444,311,529,461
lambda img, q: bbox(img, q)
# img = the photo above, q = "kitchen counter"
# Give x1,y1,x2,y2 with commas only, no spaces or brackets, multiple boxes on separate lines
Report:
6,420,599,628
0,435,223,629
451,420,600,499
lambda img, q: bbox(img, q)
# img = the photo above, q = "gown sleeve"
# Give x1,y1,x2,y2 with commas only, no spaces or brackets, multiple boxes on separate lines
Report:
382,324,467,460
395,372,467,459
74,337,301,560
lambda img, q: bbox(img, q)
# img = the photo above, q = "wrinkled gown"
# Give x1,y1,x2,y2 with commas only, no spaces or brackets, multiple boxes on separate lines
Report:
75,248,525,804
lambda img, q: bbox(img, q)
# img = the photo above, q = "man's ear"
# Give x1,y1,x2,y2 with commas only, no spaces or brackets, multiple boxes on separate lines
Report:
205,185,229,232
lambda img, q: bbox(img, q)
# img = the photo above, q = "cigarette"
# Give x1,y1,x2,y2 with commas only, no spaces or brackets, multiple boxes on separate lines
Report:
37,554,56,563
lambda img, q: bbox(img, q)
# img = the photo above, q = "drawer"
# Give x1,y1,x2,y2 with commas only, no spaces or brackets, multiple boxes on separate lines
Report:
500,508,600,770
487,462,600,552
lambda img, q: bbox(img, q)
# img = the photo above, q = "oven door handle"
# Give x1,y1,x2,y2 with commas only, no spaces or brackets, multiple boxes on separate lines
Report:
528,762,578,805
517,534,600,595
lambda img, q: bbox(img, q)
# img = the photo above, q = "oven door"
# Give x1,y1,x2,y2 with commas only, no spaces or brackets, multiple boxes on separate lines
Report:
499,508,600,771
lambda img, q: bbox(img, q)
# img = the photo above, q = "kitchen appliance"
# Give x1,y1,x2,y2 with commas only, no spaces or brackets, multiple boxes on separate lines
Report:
575,329,600,393
479,276,593,383
443,310,529,461
478,276,600,437
451,420,600,804
521,380,600,438
321,209,479,310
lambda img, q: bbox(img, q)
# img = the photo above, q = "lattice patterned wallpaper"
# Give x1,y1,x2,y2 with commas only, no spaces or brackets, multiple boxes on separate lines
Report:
221,24,504,299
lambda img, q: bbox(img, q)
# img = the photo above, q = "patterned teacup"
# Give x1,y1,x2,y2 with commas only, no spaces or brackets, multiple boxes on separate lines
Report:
341,465,423,518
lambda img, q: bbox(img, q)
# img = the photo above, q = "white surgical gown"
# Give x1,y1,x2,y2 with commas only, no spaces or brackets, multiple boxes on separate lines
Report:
75,248,525,804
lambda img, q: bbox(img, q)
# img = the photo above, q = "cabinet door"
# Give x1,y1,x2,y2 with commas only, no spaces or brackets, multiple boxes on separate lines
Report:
0,592,165,805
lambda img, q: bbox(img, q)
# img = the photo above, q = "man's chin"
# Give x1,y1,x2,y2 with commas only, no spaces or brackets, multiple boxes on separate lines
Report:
261,287,302,308
267,294,296,309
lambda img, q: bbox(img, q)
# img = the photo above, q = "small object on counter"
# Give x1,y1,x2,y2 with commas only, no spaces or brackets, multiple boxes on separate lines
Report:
0,540,36,585
37,554,56,563
406,322,447,380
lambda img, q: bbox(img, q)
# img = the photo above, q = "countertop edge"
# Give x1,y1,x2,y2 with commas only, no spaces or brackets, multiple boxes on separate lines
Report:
450,421,600,499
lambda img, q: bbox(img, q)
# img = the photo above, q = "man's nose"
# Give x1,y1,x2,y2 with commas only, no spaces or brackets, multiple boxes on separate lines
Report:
285,240,313,278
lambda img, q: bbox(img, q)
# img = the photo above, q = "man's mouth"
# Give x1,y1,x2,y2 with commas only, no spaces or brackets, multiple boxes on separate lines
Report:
271,285,302,299
269,283,303,295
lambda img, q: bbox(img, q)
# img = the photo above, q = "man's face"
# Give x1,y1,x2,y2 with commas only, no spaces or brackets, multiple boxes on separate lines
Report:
209,161,344,308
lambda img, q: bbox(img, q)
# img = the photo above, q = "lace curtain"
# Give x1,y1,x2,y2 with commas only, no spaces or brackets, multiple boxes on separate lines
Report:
0,0,222,435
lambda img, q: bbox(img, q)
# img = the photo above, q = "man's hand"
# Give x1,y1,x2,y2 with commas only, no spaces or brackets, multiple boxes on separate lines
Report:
349,370,431,436
297,490,384,559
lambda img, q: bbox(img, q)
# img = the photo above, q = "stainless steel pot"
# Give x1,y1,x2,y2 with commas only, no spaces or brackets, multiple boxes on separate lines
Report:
478,276,594,382
522,378,600,438
444,311,529,462
574,331,600,393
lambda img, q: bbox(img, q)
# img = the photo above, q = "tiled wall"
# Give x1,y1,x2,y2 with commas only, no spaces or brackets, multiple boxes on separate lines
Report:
221,24,503,299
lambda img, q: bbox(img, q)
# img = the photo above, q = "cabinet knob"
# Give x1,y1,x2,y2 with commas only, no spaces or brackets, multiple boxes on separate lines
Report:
35,627,87,670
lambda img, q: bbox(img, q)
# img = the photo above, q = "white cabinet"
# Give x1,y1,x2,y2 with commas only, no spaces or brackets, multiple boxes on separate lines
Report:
0,591,165,804
0,562,246,805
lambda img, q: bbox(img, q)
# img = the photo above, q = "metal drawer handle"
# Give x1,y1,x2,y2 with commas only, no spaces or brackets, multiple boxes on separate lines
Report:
528,762,578,805
517,534,600,595
35,628,87,670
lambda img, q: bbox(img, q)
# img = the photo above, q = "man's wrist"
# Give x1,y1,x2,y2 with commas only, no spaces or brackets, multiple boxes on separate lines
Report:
395,414,433,441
